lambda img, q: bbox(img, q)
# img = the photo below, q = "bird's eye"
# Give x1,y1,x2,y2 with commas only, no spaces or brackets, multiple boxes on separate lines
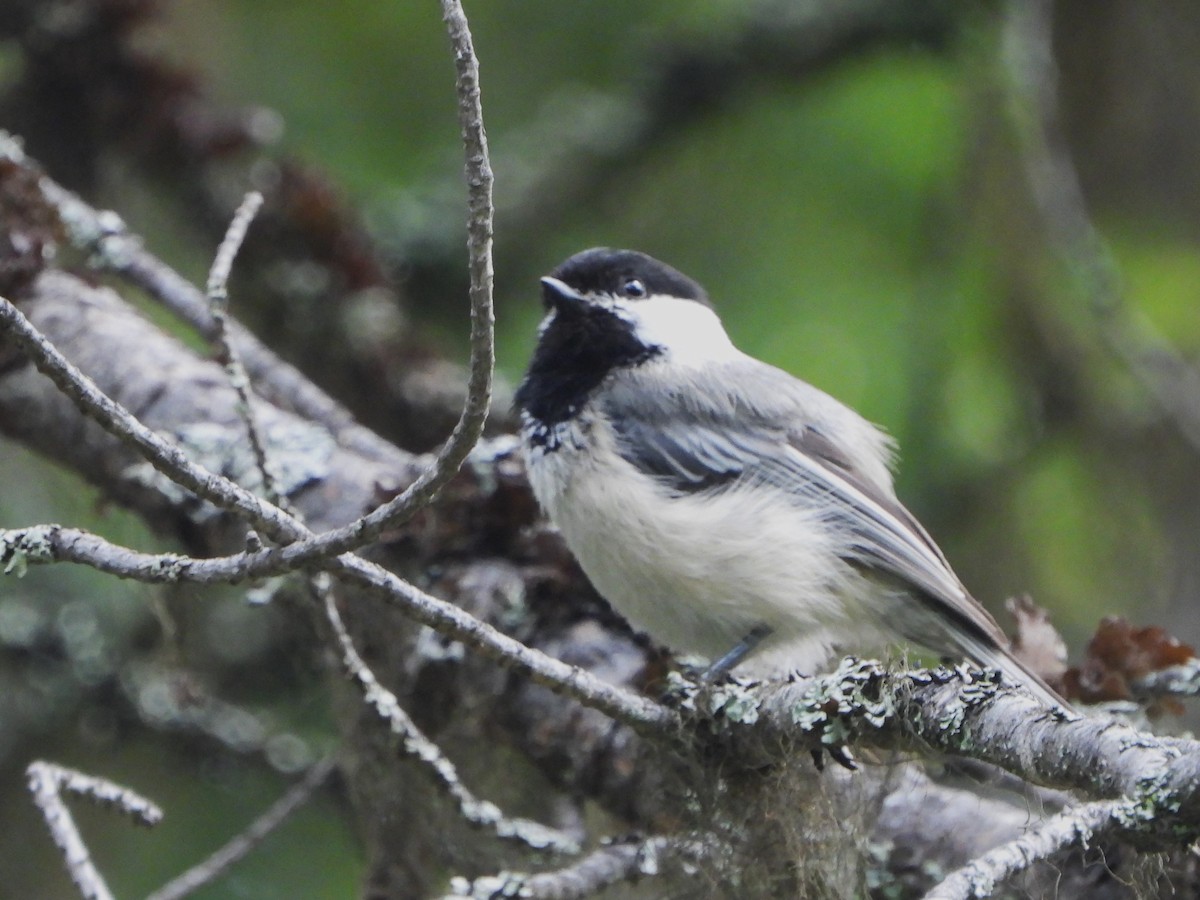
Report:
622,278,647,298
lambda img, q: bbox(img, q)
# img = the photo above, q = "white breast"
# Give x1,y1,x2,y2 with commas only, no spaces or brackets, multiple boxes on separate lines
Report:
523,414,883,676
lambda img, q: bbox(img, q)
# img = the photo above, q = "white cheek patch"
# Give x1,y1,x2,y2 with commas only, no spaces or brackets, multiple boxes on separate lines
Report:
624,296,742,367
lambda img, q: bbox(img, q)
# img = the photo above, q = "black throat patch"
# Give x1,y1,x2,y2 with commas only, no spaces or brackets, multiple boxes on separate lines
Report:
516,303,660,438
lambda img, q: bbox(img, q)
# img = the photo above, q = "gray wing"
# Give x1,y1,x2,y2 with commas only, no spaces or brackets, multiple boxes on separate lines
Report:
601,368,1008,648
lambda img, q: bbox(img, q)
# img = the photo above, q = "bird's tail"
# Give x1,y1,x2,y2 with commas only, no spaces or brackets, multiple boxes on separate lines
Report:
954,631,1073,712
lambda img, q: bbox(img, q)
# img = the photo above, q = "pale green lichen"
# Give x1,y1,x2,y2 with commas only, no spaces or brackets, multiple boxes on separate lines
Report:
706,679,762,725
790,657,891,743
663,670,701,713
122,420,335,522
1116,764,1183,831
1,526,59,577
447,872,527,899
146,553,190,581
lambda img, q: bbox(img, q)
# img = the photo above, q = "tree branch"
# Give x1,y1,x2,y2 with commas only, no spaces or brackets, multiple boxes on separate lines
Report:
3,130,487,568
323,580,579,856
205,191,286,510
441,835,696,900
924,800,1122,900
0,279,673,735
707,660,1200,844
26,761,163,900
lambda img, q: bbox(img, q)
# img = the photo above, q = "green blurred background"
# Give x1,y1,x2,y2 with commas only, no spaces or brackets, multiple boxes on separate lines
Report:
3,0,1200,895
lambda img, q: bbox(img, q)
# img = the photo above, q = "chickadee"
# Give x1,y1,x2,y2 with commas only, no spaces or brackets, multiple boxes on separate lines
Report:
516,247,1066,709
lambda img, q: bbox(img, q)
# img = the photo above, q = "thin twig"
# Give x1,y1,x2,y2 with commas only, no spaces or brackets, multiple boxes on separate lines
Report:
26,761,163,900
205,191,287,510
0,130,403,467
323,582,578,855
1,82,493,563
924,800,1121,900
0,294,297,543
0,300,667,734
144,755,337,900
156,0,503,565
0,0,662,740
140,0,505,569
206,193,264,306
0,281,466,580
0,302,672,734
441,835,697,900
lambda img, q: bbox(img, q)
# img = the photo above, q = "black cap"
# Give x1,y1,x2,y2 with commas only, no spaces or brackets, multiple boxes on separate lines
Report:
548,248,709,306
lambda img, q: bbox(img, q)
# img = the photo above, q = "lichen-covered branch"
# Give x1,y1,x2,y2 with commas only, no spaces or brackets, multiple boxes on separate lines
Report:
698,659,1200,847
924,800,1122,900
323,582,579,856
0,280,673,735
441,835,696,900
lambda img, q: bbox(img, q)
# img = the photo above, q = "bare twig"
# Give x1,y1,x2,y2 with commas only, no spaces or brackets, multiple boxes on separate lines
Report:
1,20,495,559
0,130,404,468
440,0,495,434
144,755,337,900
2,92,491,568
26,761,163,900
0,299,672,734
441,835,694,900
150,0,500,565
0,0,666,739
207,192,264,307
205,191,287,510
924,800,1121,900
191,0,502,564
1001,0,1200,450
145,0,504,569
323,582,578,855
0,293,297,540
